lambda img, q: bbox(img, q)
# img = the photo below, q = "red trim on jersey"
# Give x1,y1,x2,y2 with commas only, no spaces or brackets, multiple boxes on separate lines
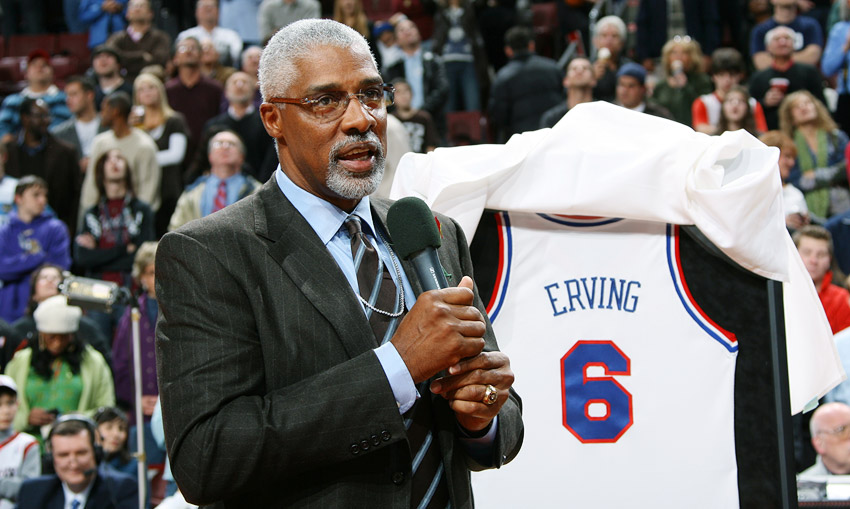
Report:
0,432,19,450
486,213,506,314
23,439,37,457
673,225,738,344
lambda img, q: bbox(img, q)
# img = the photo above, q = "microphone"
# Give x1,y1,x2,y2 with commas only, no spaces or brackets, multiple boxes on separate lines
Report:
387,197,449,293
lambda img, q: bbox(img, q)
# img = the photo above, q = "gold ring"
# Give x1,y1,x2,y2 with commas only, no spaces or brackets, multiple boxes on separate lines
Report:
482,384,498,405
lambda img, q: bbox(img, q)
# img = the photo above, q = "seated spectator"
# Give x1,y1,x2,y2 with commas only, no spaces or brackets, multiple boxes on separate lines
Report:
131,73,190,236
90,46,134,110
0,375,39,508
391,78,439,153
794,225,850,333
80,92,161,223
9,264,111,371
112,242,165,467
373,21,403,72
692,48,768,135
16,415,136,508
93,406,138,478
590,15,631,103
431,0,488,112
169,130,260,231
5,296,115,435
203,72,275,182
760,130,810,232
717,86,762,137
4,98,81,235
540,57,596,129
822,7,850,135
0,177,70,324
650,36,713,126
237,45,263,110
75,149,155,290
0,50,72,142
178,0,244,67
750,26,827,131
50,76,105,176
613,63,673,119
105,0,172,83
800,402,850,476
780,90,849,220
0,143,17,228
78,0,127,49
751,0,824,70
258,0,321,45
487,26,564,142
200,39,237,86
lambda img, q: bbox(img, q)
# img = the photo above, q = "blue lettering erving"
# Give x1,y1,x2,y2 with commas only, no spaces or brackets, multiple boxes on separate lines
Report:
545,277,641,316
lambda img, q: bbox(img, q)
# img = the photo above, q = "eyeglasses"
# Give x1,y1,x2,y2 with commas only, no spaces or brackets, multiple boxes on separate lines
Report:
818,424,850,440
267,84,394,121
211,139,240,149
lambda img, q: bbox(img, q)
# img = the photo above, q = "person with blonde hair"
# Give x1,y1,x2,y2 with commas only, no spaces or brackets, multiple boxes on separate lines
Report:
779,90,849,220
650,36,713,126
131,73,190,236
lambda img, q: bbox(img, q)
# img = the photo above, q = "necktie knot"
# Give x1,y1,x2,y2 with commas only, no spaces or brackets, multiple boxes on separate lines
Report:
344,215,364,238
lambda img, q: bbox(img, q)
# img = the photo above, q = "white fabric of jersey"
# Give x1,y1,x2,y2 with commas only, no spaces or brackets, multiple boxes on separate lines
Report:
473,214,738,508
389,101,844,415
0,432,37,509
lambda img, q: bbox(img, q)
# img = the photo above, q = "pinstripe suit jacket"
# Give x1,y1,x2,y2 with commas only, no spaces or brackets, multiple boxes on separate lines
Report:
155,178,523,508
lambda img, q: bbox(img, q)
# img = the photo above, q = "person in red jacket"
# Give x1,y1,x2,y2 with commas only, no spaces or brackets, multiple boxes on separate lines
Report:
795,225,850,333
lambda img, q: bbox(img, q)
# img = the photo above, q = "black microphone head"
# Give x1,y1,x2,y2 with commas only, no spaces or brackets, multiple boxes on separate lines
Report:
387,197,443,260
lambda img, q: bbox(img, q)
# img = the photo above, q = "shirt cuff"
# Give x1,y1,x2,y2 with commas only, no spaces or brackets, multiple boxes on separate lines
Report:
458,416,499,466
374,342,418,414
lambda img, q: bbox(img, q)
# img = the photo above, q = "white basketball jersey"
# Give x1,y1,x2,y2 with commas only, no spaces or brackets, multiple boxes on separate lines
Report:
473,213,739,508
0,431,37,509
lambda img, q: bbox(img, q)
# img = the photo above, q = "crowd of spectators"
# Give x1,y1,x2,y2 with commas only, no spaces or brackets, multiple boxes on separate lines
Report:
6,0,850,504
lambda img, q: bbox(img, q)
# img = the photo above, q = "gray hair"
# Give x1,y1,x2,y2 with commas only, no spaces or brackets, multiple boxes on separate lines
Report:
595,16,626,41
259,19,376,102
764,25,795,47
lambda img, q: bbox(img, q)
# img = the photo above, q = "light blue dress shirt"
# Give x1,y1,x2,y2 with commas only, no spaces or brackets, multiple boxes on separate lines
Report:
201,173,248,218
403,50,426,110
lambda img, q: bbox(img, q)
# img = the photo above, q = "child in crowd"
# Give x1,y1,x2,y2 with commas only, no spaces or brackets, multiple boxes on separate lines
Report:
0,375,39,509
390,78,439,153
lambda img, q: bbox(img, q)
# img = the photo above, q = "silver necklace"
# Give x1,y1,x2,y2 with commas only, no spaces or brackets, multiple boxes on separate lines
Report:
357,226,405,318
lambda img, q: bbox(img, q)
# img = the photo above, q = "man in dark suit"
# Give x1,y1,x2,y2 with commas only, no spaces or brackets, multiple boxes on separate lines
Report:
17,416,137,509
156,18,523,508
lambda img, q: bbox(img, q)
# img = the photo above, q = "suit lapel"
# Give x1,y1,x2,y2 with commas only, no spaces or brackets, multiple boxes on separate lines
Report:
253,180,377,357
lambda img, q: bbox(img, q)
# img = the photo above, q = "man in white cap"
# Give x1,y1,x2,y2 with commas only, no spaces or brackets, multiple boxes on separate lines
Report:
0,374,39,508
4,295,114,435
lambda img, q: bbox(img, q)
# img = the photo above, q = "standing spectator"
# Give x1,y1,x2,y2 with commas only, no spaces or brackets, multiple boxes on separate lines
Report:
0,0,45,37
635,0,721,70
333,0,379,67
9,264,111,371
0,178,70,325
0,51,72,141
105,0,173,83
794,225,850,333
432,0,489,112
693,48,768,135
590,15,631,103
177,0,244,67
760,130,810,232
373,21,403,73
0,144,17,228
112,242,165,467
750,26,826,130
391,78,439,153
199,39,237,86
131,73,190,236
645,36,712,126
716,86,761,137
4,98,80,235
751,0,824,70
50,76,105,176
168,130,260,231
220,0,263,47
384,19,450,138
80,92,161,220
78,0,127,49
0,375,39,508
613,62,673,118
74,150,155,292
780,90,849,220
203,72,275,182
257,0,321,44
540,57,596,129
476,0,517,72
822,9,850,135
166,37,224,167
488,26,564,142
90,46,134,110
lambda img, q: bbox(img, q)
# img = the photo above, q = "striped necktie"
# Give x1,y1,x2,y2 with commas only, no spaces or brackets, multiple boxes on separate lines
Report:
344,215,449,508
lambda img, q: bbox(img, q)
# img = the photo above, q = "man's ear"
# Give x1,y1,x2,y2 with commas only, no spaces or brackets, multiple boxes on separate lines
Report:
259,103,287,146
